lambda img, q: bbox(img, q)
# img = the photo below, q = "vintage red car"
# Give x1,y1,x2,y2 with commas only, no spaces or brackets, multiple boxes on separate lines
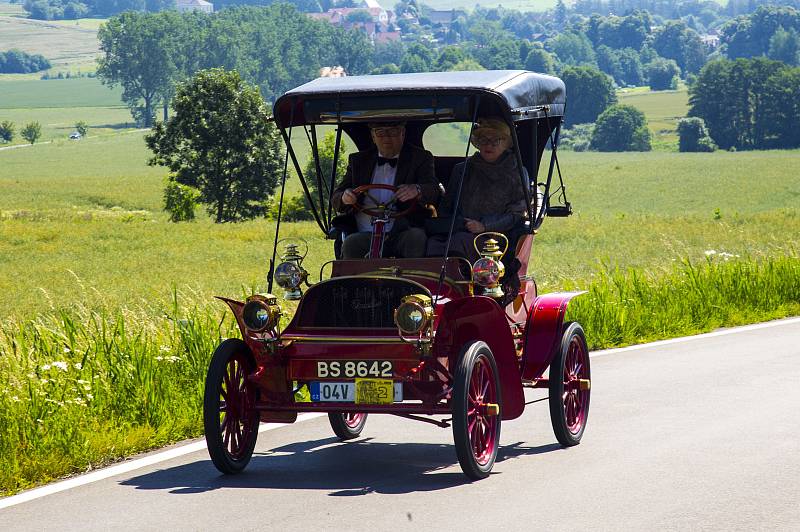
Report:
203,70,591,480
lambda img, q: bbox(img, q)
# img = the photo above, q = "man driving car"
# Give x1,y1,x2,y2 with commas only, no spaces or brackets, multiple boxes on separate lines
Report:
331,122,440,258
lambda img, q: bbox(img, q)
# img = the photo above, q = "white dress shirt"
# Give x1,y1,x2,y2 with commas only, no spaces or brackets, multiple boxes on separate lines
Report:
355,155,398,232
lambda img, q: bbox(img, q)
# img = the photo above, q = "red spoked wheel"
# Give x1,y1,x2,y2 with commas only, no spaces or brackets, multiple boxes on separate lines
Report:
549,322,591,446
452,341,502,480
204,339,260,474
328,412,368,440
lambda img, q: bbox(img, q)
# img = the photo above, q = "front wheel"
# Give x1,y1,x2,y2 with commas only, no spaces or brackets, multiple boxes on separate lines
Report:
328,412,367,440
452,341,502,480
549,322,591,446
203,339,260,474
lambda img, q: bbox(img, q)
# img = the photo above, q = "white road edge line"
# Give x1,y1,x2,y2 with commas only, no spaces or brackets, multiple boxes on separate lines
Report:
589,316,800,358
0,413,324,510
2,316,798,509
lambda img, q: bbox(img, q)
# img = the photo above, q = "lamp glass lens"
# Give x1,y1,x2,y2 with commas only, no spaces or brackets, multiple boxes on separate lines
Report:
275,262,302,288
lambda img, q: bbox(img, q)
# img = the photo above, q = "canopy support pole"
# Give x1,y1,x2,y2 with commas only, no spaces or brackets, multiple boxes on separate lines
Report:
268,100,296,294
433,95,481,306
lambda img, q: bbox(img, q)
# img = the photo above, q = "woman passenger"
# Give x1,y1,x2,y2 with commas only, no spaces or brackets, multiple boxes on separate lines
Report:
426,118,527,262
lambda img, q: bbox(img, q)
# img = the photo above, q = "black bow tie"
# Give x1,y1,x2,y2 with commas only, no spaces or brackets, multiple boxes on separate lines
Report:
377,156,398,168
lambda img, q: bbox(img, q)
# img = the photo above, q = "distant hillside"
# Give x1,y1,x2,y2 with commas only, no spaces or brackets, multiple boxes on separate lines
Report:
0,15,100,72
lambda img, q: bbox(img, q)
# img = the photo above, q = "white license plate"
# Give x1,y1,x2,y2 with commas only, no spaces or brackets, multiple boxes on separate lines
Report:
310,380,403,403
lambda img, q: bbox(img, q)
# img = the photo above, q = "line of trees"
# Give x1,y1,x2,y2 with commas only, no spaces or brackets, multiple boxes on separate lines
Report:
689,57,800,150
0,49,51,74
97,5,372,126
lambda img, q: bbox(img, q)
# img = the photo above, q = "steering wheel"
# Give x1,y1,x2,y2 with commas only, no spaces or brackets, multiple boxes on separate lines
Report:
351,184,417,218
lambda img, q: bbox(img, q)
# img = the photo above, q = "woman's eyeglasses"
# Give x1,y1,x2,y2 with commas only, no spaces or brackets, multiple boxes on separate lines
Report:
472,136,506,147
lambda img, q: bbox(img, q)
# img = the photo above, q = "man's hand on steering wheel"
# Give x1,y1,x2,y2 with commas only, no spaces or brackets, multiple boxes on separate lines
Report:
347,184,419,218
395,184,421,202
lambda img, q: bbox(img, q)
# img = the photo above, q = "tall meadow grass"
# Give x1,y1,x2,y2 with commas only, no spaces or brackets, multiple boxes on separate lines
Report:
567,252,800,347
0,292,237,495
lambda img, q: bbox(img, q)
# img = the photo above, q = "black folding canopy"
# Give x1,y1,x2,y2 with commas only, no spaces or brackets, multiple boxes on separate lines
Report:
273,70,566,129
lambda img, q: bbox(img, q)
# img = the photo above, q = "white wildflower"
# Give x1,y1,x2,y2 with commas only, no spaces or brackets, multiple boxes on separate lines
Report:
63,346,71,353
167,355,180,363
155,356,164,361
704,250,717,256
74,362,82,370
160,345,171,353
41,364,51,371
11,396,20,402
40,378,48,384
86,393,93,400
77,379,89,385
52,361,68,371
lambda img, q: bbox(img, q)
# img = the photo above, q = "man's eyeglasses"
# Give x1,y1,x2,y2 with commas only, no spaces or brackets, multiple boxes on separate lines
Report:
472,136,506,147
371,127,404,138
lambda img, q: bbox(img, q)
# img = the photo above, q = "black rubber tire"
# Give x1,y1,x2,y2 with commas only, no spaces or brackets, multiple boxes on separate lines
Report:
549,322,591,447
203,338,260,474
328,412,368,440
452,341,502,481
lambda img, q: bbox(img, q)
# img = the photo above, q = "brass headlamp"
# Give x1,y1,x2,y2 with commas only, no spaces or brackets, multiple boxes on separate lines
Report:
472,233,509,299
394,294,434,338
274,240,309,300
242,293,282,333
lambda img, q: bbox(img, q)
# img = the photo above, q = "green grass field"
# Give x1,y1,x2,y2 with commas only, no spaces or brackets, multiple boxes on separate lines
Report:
0,78,133,145
0,12,100,76
3,130,799,320
619,87,690,151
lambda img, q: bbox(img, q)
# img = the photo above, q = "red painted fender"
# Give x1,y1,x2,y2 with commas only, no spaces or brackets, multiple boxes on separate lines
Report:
216,297,296,424
433,296,525,421
520,291,586,381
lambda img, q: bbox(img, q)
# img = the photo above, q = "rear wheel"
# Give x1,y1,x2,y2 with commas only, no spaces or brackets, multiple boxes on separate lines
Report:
204,339,260,474
549,322,591,446
328,412,367,440
452,341,502,480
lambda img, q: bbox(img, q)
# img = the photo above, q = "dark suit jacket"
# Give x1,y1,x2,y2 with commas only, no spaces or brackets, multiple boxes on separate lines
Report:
331,144,440,229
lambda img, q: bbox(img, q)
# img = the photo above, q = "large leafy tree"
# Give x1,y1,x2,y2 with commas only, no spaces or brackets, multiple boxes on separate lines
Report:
97,11,182,126
590,104,652,152
721,5,800,59
597,10,652,50
646,58,681,90
652,20,707,74
524,44,556,75
146,69,283,223
768,26,800,65
561,66,617,126
547,31,596,67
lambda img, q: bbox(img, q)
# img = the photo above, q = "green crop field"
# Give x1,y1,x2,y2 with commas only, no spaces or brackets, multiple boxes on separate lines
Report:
0,78,134,145
619,87,690,151
0,13,101,75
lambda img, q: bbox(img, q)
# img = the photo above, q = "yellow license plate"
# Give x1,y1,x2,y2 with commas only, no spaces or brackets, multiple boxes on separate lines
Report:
354,378,393,405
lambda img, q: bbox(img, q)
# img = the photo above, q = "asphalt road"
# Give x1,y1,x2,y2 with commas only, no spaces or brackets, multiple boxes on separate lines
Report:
3,319,799,531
